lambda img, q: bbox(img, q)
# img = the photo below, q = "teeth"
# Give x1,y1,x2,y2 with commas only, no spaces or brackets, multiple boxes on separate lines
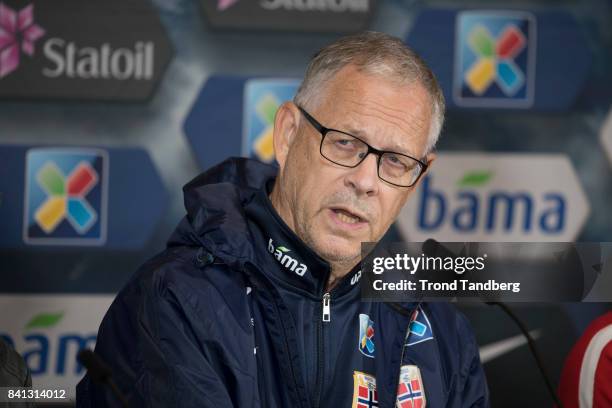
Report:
336,210,360,224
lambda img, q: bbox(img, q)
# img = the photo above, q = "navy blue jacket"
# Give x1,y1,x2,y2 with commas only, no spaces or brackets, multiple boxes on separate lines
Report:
76,158,489,408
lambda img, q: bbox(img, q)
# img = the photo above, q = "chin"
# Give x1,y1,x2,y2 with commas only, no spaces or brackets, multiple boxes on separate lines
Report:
314,237,362,264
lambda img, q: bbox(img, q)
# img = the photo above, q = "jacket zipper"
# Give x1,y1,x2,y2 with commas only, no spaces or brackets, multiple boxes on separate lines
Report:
322,292,331,322
313,292,331,408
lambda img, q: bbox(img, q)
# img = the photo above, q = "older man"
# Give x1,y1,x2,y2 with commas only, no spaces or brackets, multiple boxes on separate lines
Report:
77,32,488,407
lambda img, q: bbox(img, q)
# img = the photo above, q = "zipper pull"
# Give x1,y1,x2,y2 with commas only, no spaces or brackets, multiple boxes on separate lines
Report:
322,293,331,322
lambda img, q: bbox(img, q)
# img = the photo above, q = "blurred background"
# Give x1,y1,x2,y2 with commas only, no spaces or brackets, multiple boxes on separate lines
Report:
0,0,611,406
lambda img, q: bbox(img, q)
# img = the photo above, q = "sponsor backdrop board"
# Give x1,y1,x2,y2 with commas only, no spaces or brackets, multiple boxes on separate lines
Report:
0,1,610,407
0,145,169,249
405,9,591,110
185,76,300,169
397,153,590,242
0,295,114,401
199,0,379,32
0,0,173,100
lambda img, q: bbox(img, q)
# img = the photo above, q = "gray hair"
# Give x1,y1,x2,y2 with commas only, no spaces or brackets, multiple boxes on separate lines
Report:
294,31,445,155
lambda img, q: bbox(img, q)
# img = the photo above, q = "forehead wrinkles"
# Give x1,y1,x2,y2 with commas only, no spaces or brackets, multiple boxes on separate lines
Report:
342,99,430,150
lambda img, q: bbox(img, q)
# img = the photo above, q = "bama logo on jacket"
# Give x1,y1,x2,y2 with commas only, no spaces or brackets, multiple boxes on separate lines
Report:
267,238,308,276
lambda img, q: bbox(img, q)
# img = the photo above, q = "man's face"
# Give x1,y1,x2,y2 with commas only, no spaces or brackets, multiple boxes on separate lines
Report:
273,65,435,269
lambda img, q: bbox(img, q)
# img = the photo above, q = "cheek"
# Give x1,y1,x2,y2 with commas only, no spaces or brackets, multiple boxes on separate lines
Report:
300,174,345,234
285,139,323,196
301,172,329,214
289,167,328,223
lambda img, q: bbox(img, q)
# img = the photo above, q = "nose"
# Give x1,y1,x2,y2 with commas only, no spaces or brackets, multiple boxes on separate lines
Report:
343,153,380,197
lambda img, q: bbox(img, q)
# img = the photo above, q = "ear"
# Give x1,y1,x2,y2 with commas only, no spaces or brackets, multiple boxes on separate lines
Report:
273,101,301,171
409,151,436,192
421,151,436,178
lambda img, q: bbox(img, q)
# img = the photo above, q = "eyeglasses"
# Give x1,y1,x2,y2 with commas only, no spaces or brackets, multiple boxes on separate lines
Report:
297,106,428,187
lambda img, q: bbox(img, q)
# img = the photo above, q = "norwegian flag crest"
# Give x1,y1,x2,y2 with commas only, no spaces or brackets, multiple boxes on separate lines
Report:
396,365,426,408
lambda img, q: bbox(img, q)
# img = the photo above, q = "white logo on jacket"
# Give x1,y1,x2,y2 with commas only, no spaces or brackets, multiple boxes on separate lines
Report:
268,238,308,276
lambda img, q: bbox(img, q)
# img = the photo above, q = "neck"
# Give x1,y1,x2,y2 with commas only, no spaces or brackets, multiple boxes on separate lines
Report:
269,180,294,232
270,182,357,293
325,259,357,292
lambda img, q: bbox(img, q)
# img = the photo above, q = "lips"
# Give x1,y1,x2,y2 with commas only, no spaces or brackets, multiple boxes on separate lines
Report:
330,207,367,224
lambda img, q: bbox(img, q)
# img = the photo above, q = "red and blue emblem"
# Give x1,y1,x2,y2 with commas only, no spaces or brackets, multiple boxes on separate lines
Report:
396,365,426,408
405,307,434,347
352,371,378,408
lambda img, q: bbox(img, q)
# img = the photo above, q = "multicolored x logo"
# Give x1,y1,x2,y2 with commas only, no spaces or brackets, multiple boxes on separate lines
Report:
23,148,108,245
453,11,536,108
242,78,299,163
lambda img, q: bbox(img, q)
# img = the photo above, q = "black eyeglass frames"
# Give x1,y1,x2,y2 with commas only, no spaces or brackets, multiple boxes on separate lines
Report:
297,106,428,188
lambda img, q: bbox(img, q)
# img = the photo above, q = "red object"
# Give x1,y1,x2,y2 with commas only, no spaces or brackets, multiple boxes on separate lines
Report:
558,312,612,408
67,162,97,196
397,379,425,408
496,26,526,59
356,385,378,408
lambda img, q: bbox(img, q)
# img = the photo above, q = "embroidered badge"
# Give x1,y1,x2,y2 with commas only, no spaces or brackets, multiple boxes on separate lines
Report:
396,365,426,408
352,371,378,408
405,307,434,347
358,313,375,358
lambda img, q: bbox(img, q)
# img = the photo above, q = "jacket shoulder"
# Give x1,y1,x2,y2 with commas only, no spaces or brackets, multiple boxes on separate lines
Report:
114,246,253,333
78,247,258,407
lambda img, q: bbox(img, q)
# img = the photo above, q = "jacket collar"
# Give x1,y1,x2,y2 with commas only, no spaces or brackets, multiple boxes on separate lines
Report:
244,181,333,296
168,157,361,297
167,158,275,268
245,180,363,297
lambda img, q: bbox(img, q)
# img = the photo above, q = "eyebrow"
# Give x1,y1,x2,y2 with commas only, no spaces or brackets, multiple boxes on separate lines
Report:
339,125,420,158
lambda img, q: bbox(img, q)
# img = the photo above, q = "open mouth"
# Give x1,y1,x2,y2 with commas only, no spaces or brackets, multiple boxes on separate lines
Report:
331,208,364,224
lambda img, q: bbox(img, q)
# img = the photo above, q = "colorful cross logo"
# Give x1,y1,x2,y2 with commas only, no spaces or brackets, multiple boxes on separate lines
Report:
23,148,108,245
465,24,526,95
0,2,45,78
34,161,98,233
454,11,536,108
243,78,299,163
